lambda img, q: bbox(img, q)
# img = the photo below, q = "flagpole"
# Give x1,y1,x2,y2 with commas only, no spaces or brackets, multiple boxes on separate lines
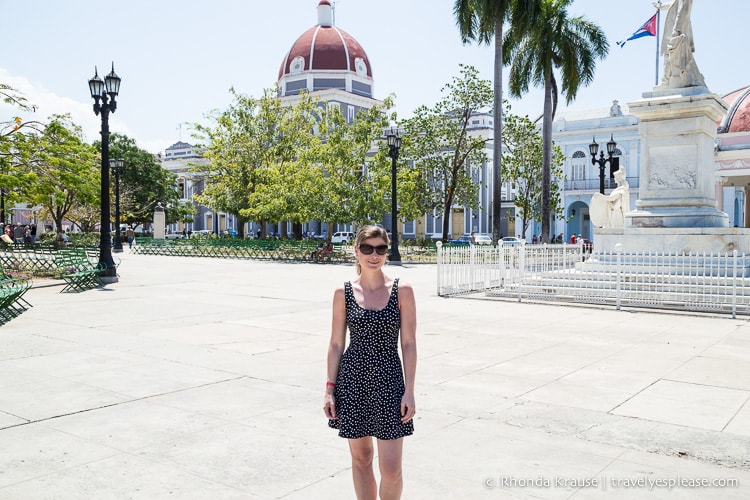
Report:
654,1,662,86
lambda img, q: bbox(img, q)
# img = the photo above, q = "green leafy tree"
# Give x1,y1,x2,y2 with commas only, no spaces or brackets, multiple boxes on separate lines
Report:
194,88,319,238
103,133,180,228
1,84,43,223
243,91,323,238
168,200,195,229
503,0,608,242
401,65,493,242
66,202,101,233
502,111,564,238
454,0,540,243
25,116,99,231
310,98,394,233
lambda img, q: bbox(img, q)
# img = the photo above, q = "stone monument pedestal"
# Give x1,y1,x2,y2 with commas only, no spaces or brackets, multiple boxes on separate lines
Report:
625,88,728,229
593,88,744,255
153,203,166,240
594,227,750,254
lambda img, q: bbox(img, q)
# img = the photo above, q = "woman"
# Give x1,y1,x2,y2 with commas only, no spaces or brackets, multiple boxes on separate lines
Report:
324,225,417,500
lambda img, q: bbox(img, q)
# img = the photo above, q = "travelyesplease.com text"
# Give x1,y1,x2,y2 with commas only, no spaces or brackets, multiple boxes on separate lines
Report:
483,475,739,491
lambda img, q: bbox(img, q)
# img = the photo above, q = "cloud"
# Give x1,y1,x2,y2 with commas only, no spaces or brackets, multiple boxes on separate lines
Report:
1,67,170,152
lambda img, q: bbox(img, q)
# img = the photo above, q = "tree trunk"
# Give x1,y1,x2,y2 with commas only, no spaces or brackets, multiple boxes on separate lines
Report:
292,221,302,240
492,17,504,245
541,73,554,244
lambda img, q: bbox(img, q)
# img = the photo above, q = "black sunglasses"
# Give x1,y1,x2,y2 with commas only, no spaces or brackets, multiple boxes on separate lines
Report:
359,244,389,255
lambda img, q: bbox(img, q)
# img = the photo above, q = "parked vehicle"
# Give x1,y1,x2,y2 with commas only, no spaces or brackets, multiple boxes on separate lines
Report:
429,232,450,241
331,231,355,244
474,234,493,245
580,238,594,253
449,235,472,245
501,237,522,245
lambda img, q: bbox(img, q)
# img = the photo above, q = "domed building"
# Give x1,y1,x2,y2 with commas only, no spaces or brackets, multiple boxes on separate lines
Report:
277,0,382,117
716,86,750,227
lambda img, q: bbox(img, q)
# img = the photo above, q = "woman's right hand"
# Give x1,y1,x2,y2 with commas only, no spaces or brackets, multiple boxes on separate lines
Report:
323,393,337,419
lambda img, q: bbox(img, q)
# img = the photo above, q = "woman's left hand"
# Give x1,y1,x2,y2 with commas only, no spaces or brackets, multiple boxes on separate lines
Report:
400,392,416,423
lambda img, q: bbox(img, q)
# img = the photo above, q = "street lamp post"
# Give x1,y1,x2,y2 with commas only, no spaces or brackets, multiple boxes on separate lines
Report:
88,63,121,280
110,158,125,252
589,134,617,195
387,130,402,265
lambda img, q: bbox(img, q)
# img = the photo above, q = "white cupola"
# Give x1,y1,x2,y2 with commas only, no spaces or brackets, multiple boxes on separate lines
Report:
317,0,333,26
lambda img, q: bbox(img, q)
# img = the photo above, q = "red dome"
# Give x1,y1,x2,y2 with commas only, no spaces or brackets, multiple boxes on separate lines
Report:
278,24,372,80
720,86,750,133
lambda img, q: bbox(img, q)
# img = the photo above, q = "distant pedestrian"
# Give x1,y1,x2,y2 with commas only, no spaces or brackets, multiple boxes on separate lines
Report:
570,234,577,244
126,227,135,249
13,223,23,243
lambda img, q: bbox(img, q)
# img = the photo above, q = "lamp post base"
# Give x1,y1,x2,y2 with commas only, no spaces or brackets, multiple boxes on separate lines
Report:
100,265,119,284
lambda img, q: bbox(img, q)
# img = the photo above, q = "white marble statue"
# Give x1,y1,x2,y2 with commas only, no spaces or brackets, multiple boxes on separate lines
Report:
660,0,706,88
590,169,630,229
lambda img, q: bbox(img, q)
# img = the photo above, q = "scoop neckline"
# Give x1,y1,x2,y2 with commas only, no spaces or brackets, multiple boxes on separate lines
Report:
349,279,397,312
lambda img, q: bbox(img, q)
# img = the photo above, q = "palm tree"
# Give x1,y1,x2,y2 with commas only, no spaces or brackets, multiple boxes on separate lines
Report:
503,0,608,243
454,0,538,244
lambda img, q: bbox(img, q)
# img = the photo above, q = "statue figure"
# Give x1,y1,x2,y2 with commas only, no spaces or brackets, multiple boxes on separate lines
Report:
590,168,630,229
609,100,622,117
660,0,706,88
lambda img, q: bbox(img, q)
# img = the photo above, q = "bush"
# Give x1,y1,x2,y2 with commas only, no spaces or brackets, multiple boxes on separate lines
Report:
38,231,57,244
67,232,100,247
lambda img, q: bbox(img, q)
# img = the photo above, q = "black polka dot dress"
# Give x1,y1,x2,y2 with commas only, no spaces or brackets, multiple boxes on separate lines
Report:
329,278,414,440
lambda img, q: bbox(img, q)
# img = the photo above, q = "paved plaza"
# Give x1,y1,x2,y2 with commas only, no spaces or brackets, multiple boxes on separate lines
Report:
1,251,750,499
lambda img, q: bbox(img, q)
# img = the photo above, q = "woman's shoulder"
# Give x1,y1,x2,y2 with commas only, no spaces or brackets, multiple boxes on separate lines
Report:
332,284,348,306
394,278,414,294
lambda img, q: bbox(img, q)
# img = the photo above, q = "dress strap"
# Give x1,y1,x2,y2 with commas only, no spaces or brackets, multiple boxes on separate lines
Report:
390,278,400,307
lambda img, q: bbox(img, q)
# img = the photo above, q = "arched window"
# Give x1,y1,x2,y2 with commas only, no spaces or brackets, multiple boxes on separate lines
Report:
571,150,586,182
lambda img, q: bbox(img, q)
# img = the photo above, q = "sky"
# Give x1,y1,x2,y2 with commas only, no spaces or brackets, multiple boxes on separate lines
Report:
1,0,747,154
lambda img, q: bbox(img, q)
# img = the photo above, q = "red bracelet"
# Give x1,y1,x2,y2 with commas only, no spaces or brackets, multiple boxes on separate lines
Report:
326,381,336,387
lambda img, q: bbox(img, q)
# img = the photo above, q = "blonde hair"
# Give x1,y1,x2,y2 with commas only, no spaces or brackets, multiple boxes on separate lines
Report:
354,225,390,275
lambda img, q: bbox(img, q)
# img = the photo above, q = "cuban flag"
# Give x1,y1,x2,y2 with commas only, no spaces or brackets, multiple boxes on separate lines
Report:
616,13,657,47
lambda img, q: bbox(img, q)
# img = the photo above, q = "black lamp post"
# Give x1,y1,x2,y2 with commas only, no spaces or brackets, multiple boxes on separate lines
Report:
589,134,617,194
387,130,402,264
110,158,125,252
88,63,121,280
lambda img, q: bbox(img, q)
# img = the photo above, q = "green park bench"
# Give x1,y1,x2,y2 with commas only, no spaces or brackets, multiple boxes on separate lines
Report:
54,249,106,293
0,267,32,324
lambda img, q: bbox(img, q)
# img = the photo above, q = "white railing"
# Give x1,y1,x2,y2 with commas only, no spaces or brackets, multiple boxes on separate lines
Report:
436,243,750,318
436,242,585,295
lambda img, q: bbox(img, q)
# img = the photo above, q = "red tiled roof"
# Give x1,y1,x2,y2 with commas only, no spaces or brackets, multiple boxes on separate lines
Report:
278,25,372,80
721,86,750,133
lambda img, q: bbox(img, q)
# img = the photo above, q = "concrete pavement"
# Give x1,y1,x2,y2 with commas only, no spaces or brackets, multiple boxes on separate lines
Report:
1,250,749,499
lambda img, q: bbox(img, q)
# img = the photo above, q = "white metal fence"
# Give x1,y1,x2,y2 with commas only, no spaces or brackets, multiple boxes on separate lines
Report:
436,242,750,318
